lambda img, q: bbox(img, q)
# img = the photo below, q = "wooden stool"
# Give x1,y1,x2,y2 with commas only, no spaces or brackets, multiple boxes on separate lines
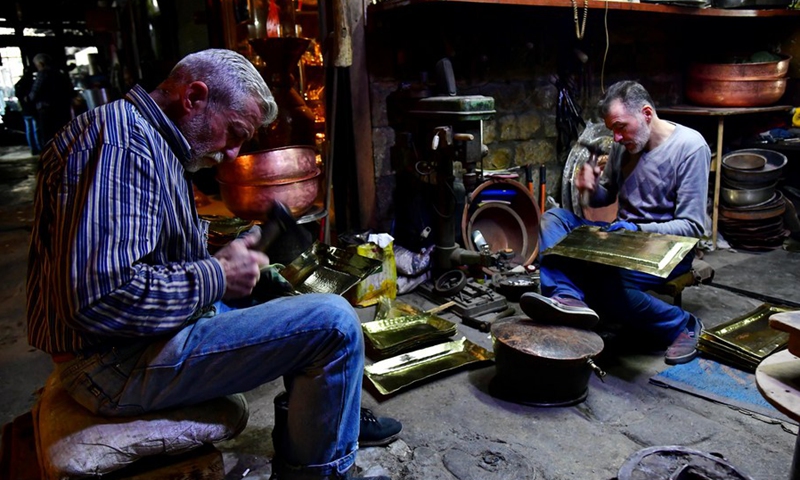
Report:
755,311,800,480
1,373,248,480
650,259,715,307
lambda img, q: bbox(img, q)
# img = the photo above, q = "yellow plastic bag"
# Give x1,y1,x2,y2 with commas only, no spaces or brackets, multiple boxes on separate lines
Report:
348,234,397,307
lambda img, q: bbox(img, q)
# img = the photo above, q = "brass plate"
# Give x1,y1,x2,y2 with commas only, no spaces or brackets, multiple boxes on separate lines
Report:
362,314,457,356
700,303,795,359
279,242,383,295
543,226,698,278
364,338,494,395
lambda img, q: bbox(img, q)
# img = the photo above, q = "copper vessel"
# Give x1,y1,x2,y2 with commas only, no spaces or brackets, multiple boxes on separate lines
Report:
218,169,321,220
688,54,791,81
685,77,787,108
217,146,317,184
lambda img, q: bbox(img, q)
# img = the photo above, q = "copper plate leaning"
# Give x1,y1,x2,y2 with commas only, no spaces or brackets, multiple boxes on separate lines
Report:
364,338,494,395
542,226,698,278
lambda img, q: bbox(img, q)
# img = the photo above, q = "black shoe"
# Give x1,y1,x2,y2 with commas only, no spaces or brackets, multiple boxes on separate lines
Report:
273,393,401,448
665,315,704,365
359,408,402,447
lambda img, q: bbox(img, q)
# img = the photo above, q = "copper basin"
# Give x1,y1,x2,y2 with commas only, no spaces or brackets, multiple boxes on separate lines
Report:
218,169,321,220
688,54,791,81
686,77,787,108
217,146,318,184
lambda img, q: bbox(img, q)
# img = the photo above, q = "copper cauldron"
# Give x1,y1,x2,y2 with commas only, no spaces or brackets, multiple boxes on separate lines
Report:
217,146,318,184
218,169,321,220
686,77,787,108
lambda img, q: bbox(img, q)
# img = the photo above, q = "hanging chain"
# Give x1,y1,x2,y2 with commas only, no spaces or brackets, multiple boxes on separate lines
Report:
572,0,589,40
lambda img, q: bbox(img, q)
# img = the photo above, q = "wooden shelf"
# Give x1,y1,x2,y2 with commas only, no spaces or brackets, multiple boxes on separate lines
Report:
371,0,800,17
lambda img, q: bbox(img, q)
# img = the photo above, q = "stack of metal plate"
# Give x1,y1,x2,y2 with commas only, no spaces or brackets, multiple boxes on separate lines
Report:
362,300,458,358
698,303,795,372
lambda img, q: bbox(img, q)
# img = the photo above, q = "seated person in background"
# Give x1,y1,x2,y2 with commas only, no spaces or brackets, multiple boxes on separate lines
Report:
521,80,711,365
27,48,396,480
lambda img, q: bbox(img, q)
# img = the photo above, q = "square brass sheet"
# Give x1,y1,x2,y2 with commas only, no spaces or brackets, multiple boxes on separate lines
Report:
362,314,457,356
543,226,698,278
279,242,383,295
700,303,794,360
364,338,494,395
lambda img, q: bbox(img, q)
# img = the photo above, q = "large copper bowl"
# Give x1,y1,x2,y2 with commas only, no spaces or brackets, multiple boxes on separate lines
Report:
218,169,321,220
688,54,791,81
216,146,318,184
686,77,787,108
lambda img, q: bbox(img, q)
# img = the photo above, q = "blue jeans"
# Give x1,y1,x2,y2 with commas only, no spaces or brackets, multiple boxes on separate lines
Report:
55,293,363,477
23,115,41,154
539,208,694,346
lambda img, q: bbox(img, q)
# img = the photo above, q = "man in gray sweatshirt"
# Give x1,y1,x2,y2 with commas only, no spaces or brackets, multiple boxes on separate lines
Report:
522,80,711,365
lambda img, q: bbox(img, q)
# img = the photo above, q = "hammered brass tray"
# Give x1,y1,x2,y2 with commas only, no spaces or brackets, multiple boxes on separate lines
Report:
364,338,494,395
362,314,457,357
543,226,698,278
699,303,795,371
279,242,383,295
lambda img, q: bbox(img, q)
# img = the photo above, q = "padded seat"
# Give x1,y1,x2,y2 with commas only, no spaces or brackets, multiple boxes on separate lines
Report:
32,373,248,479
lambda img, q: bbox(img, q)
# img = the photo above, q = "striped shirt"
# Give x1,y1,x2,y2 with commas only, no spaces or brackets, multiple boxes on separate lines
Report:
27,85,226,355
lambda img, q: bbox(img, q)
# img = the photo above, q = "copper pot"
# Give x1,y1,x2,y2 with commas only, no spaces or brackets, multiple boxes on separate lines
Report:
688,54,791,80
686,77,787,107
217,146,318,184
218,169,321,220
489,317,605,407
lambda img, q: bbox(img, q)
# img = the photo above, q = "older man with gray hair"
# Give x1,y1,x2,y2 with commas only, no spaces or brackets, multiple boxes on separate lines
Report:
27,49,394,480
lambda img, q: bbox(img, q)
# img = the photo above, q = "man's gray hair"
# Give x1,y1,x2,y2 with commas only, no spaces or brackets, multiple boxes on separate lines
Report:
169,49,278,126
598,81,655,118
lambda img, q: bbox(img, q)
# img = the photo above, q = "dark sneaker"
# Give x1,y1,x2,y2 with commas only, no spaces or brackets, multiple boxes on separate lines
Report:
665,316,704,365
274,393,401,448
519,292,599,329
359,408,402,447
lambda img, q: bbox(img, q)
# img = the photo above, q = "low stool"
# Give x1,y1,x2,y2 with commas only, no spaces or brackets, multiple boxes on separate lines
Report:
18,373,248,479
649,258,715,307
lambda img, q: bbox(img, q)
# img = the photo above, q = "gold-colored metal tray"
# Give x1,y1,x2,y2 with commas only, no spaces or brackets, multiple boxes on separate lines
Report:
700,303,794,360
364,338,494,395
279,242,383,295
362,314,457,356
542,226,698,278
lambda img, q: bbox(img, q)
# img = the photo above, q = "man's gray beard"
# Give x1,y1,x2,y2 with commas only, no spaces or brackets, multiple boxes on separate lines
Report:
185,151,224,172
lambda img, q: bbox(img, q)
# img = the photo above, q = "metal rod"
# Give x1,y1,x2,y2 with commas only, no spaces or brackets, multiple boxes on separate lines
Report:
710,282,800,309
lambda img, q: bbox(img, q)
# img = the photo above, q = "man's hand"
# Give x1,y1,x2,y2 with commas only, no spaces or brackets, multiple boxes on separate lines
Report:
575,162,602,194
214,228,271,300
601,221,639,232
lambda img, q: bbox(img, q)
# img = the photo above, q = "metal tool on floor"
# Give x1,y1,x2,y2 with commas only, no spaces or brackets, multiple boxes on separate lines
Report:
461,306,516,332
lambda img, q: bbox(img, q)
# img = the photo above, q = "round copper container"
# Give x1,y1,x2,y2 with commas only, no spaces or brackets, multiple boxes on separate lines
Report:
686,77,787,108
490,316,604,407
462,178,541,266
217,146,318,184
688,54,791,81
218,169,321,220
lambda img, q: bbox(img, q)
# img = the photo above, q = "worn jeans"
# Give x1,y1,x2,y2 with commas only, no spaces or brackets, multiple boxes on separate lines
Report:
54,293,363,477
539,208,694,346
23,115,41,154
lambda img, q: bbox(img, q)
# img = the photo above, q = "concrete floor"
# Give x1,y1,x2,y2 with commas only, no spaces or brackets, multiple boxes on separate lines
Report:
1,143,799,480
